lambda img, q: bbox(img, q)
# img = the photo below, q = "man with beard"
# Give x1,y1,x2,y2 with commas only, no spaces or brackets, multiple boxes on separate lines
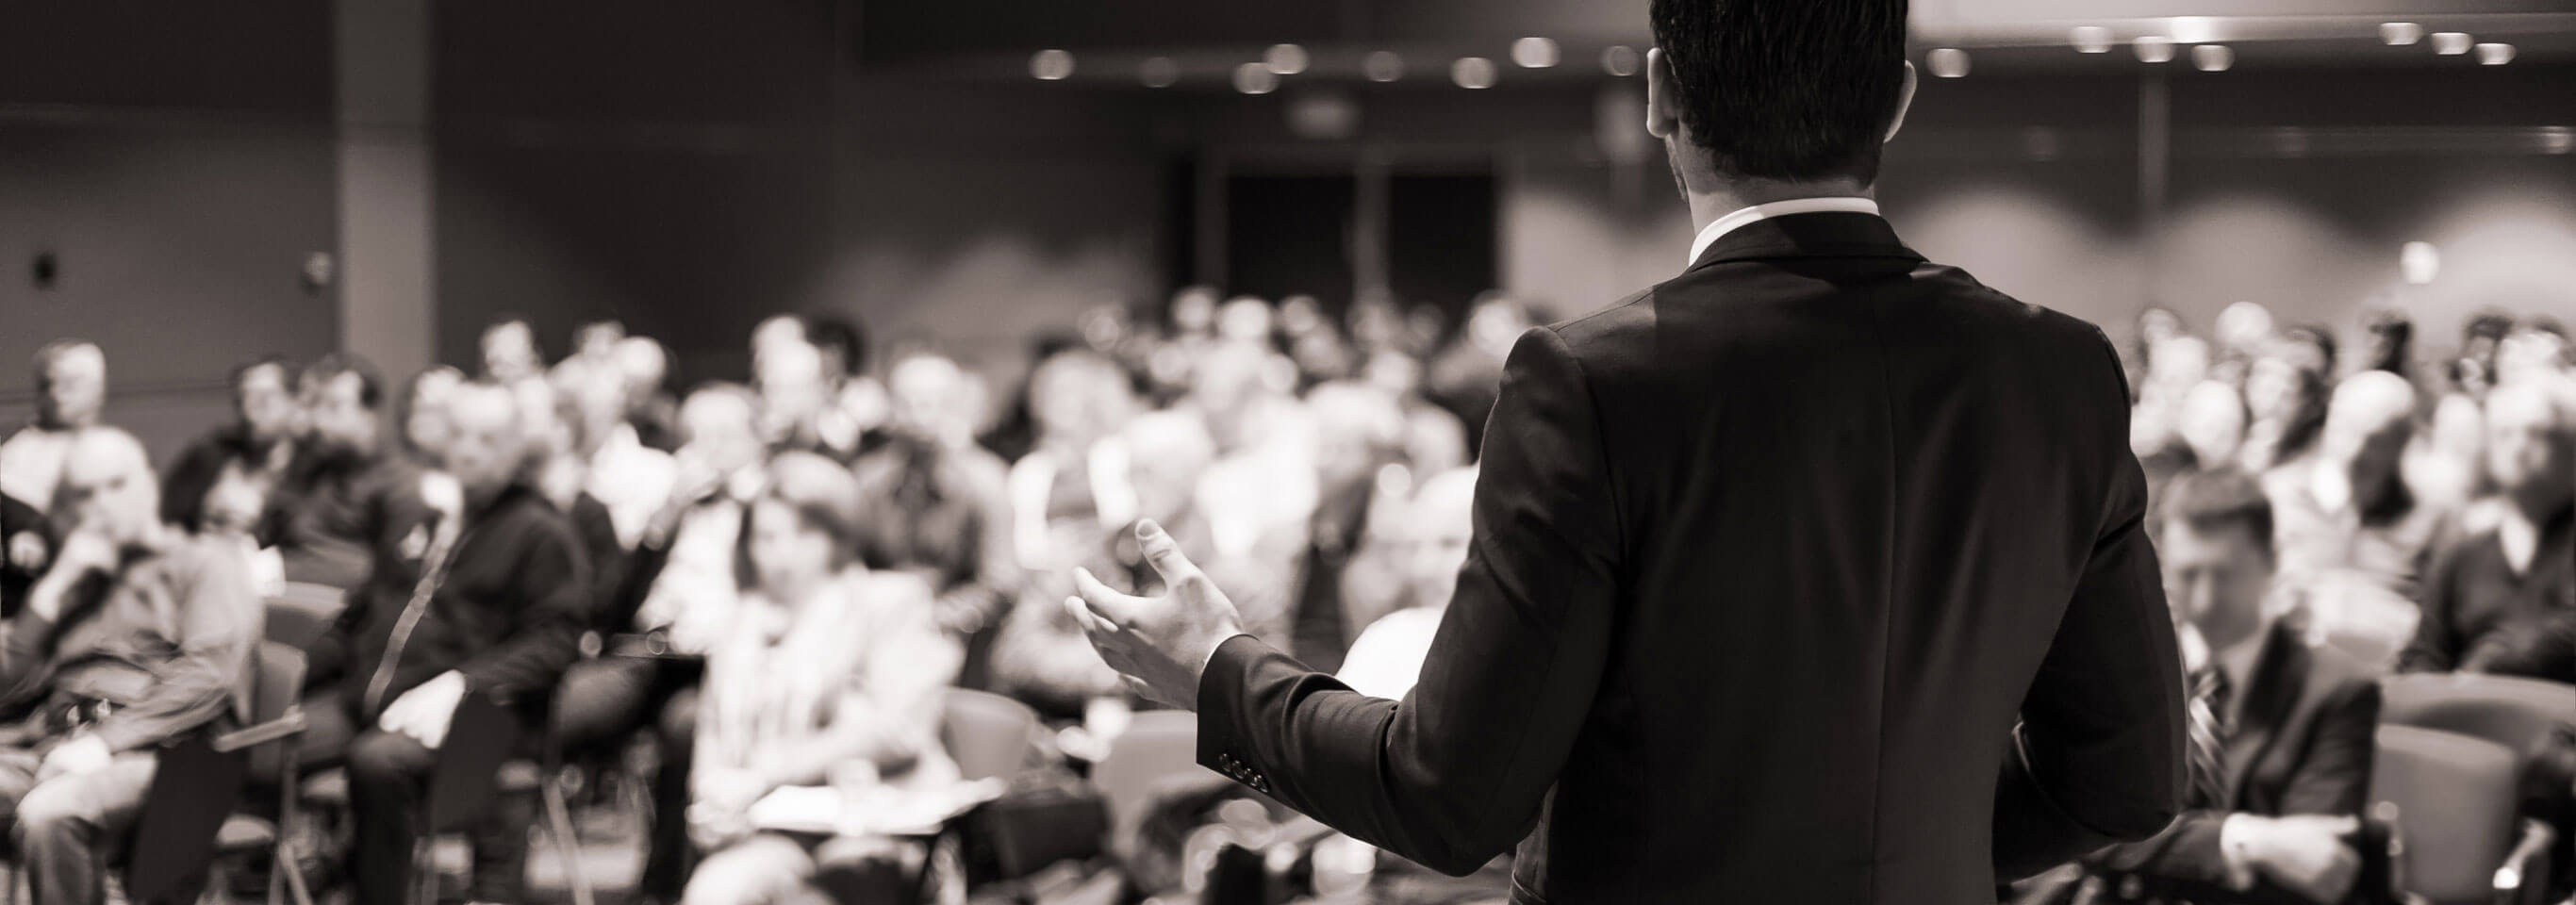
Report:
264,354,410,591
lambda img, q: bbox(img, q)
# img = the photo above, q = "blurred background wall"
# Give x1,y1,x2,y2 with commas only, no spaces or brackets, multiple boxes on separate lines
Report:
6,0,2572,460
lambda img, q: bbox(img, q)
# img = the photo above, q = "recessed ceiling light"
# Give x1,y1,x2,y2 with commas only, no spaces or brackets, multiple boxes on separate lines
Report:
1452,57,1497,90
1600,45,1641,76
2431,32,2473,56
2070,26,2114,54
2191,44,2233,72
2133,37,2175,63
1928,48,1971,78
1139,57,1179,89
1511,37,1560,69
2380,23,2423,46
1264,43,1309,75
1030,49,1074,81
1234,62,1280,94
1363,51,1406,83
2476,42,2516,65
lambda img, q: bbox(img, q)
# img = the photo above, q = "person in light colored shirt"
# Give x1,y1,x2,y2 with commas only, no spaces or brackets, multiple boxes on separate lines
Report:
2263,370,2452,666
1336,466,1477,699
0,341,107,518
684,452,960,905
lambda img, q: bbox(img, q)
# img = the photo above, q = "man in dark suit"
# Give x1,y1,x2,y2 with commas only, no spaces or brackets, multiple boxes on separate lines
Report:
2019,469,2379,904
1065,1,2187,901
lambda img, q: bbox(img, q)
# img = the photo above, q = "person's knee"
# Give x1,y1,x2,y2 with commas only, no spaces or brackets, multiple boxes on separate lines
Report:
344,730,426,784
11,779,96,846
683,835,814,905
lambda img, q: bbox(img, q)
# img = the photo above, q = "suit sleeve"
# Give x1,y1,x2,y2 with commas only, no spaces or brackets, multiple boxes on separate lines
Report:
1993,332,2188,881
2087,678,2380,884
1194,326,1620,876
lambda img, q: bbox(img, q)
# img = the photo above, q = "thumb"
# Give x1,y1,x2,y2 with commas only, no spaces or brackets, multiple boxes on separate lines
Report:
1134,518,1204,586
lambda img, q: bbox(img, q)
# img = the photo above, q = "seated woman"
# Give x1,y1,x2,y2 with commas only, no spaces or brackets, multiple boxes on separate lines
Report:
683,452,964,905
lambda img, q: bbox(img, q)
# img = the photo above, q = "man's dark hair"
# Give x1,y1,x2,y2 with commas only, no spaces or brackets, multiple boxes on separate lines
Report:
303,353,385,410
2162,467,2274,558
1648,0,1909,183
808,315,868,376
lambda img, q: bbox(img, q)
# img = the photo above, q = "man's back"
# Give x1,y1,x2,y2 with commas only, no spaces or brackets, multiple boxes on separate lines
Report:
1520,211,2176,900
1185,212,2183,905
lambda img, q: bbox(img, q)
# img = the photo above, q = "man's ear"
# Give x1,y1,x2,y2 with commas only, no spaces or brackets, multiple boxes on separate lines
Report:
1883,60,1919,144
1645,47,1681,140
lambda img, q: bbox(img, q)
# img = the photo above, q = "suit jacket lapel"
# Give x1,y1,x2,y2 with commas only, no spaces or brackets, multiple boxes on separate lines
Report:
2222,620,2306,808
1684,211,1926,273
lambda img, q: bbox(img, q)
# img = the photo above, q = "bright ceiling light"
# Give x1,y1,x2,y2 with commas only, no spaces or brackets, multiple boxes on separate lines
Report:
2431,32,2473,55
2070,26,2114,54
1234,62,1280,94
1030,49,1074,80
2133,36,2175,63
1927,48,1971,78
1511,37,1560,69
2380,23,2423,46
2191,44,2233,72
1452,57,1497,90
1264,43,1310,75
2476,42,2516,65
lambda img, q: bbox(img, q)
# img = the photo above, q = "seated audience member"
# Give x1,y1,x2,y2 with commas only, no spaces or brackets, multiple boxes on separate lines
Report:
683,452,960,905
2358,309,2414,380
1336,466,1477,700
2497,322,2571,389
517,377,630,631
0,427,260,905
755,339,859,464
632,384,768,654
2213,302,2278,390
1425,294,1529,454
2264,370,2451,662
553,357,675,553
479,316,546,387
2238,337,2330,475
393,366,467,470
1288,382,1409,674
264,354,408,591
618,336,684,452
2407,388,2487,530
2132,336,2211,462
995,409,1216,719
163,355,301,535
2,494,45,617
0,341,107,518
808,315,890,453
2402,375,2576,682
853,352,1015,685
2020,469,2379,905
299,380,590,905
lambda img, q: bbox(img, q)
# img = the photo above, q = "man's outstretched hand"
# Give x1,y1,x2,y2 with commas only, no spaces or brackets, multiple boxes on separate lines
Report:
1067,518,1247,711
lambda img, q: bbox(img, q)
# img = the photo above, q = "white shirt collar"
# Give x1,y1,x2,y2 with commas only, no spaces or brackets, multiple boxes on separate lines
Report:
1687,196,1881,268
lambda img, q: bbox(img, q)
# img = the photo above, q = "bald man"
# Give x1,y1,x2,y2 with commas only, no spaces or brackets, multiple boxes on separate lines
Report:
2265,371,2453,664
1,428,259,905
0,341,107,518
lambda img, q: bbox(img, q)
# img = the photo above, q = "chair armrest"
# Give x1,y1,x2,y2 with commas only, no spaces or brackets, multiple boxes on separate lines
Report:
213,710,309,753
2495,818,2555,905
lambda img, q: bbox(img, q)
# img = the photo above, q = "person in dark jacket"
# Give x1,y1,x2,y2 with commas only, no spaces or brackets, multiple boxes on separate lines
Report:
162,355,300,535
264,355,410,591
300,380,589,905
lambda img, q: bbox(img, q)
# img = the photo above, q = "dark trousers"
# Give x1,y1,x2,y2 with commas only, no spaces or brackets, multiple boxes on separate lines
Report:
551,656,700,900
302,699,538,905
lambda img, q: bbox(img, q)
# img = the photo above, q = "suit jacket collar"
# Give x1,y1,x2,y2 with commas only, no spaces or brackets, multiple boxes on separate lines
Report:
2221,617,2308,806
1684,211,1924,274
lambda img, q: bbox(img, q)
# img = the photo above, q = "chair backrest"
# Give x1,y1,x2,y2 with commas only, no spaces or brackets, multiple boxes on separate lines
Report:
2381,673,2576,763
940,688,1044,782
246,641,308,781
2370,724,2520,905
265,581,346,650
1091,710,1200,857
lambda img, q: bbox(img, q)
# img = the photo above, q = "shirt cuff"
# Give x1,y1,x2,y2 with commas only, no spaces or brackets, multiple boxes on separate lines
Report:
2218,814,2264,891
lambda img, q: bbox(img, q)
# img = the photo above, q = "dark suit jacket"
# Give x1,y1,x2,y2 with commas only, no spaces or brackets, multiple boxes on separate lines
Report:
2078,619,2381,903
1192,212,2188,904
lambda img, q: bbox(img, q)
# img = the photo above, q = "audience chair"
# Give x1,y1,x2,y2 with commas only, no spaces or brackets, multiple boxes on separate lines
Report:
406,693,592,905
2371,724,2556,905
195,642,321,905
1090,710,1210,864
265,583,346,651
2382,673,2576,765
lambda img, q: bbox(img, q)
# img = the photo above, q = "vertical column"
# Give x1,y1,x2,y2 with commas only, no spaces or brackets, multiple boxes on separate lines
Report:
2137,69,2171,316
336,0,435,379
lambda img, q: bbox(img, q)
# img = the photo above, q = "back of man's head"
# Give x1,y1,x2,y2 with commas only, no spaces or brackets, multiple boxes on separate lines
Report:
1649,0,1909,183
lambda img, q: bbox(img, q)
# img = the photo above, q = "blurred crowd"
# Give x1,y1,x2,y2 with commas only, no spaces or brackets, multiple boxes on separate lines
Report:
0,287,1530,905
